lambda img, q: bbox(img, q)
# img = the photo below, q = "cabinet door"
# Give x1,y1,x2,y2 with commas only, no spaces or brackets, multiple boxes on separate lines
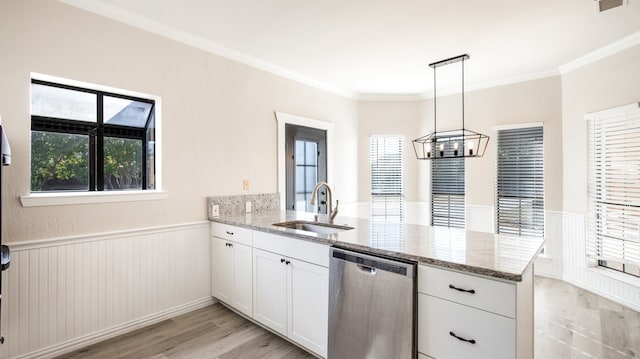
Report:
231,242,253,317
419,294,515,359
288,259,329,358
211,237,231,303
253,248,287,336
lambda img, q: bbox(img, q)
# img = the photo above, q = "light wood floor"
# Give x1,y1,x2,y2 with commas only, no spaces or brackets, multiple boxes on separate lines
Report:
57,277,639,359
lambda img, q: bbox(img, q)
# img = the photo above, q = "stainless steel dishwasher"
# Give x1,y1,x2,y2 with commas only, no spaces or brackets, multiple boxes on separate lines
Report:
328,247,416,359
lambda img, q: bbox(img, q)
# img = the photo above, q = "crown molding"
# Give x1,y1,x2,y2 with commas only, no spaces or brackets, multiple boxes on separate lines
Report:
56,1,639,101
559,31,640,74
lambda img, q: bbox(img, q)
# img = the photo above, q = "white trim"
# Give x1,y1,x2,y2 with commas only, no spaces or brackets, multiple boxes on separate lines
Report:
559,31,640,74
492,122,544,131
358,70,560,101
584,102,640,121
20,190,168,207
275,112,334,209
31,72,159,100
15,297,214,359
56,0,357,99
358,94,428,102
5,220,208,250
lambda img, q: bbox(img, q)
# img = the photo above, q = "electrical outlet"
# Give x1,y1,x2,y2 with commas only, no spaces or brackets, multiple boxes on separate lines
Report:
245,201,252,213
211,205,220,217
243,179,249,191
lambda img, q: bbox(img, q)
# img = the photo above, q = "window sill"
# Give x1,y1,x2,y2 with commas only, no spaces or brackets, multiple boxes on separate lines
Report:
20,190,168,207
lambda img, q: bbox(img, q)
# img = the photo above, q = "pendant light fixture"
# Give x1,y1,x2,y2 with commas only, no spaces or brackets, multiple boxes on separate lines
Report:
412,54,489,160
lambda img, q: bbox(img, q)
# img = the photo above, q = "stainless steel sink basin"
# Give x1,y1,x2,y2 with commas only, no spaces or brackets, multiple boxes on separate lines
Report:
272,220,354,235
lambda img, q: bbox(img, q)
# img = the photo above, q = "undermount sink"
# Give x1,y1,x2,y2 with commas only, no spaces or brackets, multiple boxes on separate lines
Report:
272,220,354,235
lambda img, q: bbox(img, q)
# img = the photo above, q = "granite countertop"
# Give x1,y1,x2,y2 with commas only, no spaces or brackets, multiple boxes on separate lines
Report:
210,209,544,282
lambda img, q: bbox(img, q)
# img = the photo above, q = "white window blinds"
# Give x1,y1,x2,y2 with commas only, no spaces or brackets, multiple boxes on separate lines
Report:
431,157,465,228
587,103,640,274
496,126,544,237
370,136,404,220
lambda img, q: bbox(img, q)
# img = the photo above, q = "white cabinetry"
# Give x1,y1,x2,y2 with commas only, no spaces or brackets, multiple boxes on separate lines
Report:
253,231,329,358
210,223,253,317
417,264,533,359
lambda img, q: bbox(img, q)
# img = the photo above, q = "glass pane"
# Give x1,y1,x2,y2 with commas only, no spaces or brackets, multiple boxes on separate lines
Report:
296,194,307,213
305,141,317,165
305,167,317,192
104,137,142,190
295,140,305,165
295,166,305,192
104,96,152,128
31,131,89,191
31,83,97,122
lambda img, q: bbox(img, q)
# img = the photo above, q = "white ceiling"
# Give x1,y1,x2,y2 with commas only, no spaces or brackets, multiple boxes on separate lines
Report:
61,0,640,98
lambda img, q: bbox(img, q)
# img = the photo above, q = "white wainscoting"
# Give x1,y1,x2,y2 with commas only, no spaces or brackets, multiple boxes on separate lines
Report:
0,222,213,359
535,211,564,279
466,205,494,233
561,212,640,312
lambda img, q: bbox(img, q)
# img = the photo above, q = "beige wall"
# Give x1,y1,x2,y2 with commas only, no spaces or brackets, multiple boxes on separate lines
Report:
561,44,640,214
0,0,358,242
356,100,425,202
357,76,563,210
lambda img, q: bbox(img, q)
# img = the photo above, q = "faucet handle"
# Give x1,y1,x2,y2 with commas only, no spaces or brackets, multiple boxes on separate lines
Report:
331,200,339,221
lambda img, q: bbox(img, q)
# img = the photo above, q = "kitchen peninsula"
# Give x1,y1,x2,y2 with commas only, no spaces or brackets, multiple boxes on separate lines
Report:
209,206,544,359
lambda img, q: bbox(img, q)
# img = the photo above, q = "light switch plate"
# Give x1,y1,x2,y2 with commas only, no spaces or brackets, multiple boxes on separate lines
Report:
245,201,252,213
211,205,220,217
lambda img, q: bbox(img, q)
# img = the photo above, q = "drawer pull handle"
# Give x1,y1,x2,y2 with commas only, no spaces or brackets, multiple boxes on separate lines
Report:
449,331,476,344
226,231,234,235
449,284,475,294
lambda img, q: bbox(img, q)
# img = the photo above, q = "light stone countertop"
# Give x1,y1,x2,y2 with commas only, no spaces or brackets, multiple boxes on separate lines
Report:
210,209,544,282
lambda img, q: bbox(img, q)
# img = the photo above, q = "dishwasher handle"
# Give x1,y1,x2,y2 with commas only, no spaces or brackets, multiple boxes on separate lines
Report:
331,248,415,277
357,264,377,275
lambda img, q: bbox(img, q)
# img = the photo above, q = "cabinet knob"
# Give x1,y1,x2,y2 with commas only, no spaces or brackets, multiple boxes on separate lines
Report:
285,260,291,265
449,331,476,344
448,284,475,294
281,258,286,263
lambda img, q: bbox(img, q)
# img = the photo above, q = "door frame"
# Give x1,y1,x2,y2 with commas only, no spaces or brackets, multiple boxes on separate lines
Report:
276,112,334,209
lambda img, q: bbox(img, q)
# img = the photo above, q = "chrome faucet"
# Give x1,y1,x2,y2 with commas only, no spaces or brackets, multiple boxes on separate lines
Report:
310,181,339,223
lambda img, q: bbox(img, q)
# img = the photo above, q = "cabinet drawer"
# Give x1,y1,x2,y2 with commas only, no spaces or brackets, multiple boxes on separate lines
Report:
211,222,252,246
253,231,329,267
418,294,515,359
418,265,515,318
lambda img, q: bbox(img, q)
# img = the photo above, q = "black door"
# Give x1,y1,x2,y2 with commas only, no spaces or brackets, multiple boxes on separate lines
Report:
285,124,327,213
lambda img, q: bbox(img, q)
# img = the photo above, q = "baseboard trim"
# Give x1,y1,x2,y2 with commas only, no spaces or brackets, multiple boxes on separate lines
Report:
15,296,215,359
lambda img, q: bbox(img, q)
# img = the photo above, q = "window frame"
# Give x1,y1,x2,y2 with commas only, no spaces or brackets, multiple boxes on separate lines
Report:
369,135,405,222
495,124,544,238
587,103,640,278
22,73,164,207
431,156,465,229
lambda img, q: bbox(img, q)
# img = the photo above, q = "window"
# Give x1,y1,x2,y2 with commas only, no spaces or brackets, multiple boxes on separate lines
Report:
495,126,544,237
587,103,640,277
370,136,404,250
431,157,465,228
30,79,156,192
370,136,404,221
